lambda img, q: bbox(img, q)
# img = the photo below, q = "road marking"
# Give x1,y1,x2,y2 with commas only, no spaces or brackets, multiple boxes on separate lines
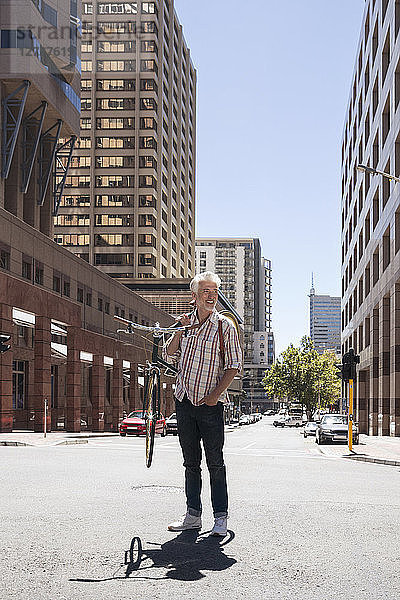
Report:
240,442,257,450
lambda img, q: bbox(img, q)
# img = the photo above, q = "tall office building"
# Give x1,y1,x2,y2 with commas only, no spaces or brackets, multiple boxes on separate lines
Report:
0,0,177,434
195,238,275,409
309,283,341,355
54,0,196,283
342,0,400,436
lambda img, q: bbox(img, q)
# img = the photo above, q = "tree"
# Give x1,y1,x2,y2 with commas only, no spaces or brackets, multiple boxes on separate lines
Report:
262,336,341,420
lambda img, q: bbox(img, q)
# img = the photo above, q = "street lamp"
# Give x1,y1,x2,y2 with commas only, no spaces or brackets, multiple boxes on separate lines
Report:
357,164,400,183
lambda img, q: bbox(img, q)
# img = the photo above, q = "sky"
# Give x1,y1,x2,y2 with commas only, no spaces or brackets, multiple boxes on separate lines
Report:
174,0,366,356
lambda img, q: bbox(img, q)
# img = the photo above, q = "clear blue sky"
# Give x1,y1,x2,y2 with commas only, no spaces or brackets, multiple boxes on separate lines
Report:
174,0,365,355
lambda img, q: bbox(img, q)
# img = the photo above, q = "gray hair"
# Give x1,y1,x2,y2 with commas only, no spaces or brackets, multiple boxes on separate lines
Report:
190,271,221,294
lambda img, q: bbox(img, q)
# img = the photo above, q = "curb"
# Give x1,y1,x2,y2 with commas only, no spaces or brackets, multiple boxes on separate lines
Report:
0,441,32,447
0,439,89,447
344,454,400,467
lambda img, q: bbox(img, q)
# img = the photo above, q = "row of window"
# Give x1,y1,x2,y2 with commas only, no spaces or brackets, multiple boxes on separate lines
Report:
62,174,157,188
81,116,157,129
75,135,156,150
82,40,157,53
83,2,157,16
82,97,157,112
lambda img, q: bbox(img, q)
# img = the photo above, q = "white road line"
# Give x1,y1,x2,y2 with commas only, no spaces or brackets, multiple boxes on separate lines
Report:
240,442,257,450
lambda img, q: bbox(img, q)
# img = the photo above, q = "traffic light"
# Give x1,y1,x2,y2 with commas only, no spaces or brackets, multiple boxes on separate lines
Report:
0,334,11,354
337,348,360,381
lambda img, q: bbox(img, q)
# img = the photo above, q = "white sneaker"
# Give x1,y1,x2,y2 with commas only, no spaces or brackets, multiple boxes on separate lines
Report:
168,512,202,531
211,515,227,536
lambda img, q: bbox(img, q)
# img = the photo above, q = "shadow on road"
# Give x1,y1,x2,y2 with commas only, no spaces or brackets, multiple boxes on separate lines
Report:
70,529,236,583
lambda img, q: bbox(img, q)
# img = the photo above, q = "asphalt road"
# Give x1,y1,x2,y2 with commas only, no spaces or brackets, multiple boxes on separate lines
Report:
1,417,400,600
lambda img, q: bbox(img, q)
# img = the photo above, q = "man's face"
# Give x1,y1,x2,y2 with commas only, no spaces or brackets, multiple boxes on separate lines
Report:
193,280,219,314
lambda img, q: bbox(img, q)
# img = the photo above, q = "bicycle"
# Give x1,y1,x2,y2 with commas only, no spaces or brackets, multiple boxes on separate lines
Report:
115,316,188,468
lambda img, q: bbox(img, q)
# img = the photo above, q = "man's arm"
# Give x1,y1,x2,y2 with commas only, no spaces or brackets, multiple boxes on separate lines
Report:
202,368,238,406
165,331,183,356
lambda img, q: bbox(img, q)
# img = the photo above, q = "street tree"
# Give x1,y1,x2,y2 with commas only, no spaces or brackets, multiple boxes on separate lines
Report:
262,336,340,420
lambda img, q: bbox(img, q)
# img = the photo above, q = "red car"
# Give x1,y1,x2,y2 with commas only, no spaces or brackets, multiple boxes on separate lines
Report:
119,410,167,437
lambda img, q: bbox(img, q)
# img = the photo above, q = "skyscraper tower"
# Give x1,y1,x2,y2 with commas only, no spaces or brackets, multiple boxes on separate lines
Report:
309,278,341,355
54,0,197,282
195,238,275,409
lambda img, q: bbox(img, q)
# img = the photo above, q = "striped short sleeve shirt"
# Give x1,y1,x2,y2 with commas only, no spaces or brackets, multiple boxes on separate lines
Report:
162,309,242,406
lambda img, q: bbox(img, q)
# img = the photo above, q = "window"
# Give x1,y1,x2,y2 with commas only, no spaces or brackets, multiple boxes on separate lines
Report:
96,136,134,149
81,79,92,91
80,118,91,130
98,2,138,14
95,214,132,226
95,253,133,265
138,234,156,247
140,78,157,91
64,175,91,188
53,273,61,293
139,194,156,207
96,97,135,110
140,98,157,110
139,155,156,169
60,195,90,207
139,175,156,188
95,234,133,246
141,21,157,34
13,361,27,410
138,214,156,227
54,234,90,246
97,60,136,72
96,79,135,91
95,155,134,168
54,214,90,226
140,117,157,130
141,40,157,52
81,60,92,72
138,253,156,266
95,194,133,206
97,21,136,34
97,40,135,52
95,175,134,187
63,279,70,297
96,117,134,129
139,136,157,149
34,262,44,285
140,59,158,74
142,2,157,13
77,287,84,303
22,257,32,280
0,248,10,271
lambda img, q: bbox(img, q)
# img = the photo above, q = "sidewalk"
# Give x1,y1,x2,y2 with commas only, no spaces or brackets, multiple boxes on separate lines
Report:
0,424,239,447
316,433,400,467
0,431,118,447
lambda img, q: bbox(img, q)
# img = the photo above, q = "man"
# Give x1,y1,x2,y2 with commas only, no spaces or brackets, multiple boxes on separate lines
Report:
163,271,242,536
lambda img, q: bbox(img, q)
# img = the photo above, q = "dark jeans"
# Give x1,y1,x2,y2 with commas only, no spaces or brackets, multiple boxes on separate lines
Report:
175,395,228,518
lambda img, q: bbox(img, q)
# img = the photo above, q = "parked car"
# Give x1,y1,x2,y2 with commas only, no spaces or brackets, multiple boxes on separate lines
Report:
273,415,288,427
119,410,166,437
165,413,178,435
303,421,318,437
315,414,359,445
250,413,261,422
239,414,250,426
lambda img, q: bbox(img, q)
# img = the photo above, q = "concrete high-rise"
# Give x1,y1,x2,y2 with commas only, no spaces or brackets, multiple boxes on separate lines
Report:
54,0,196,283
309,283,341,356
341,0,400,436
195,238,275,409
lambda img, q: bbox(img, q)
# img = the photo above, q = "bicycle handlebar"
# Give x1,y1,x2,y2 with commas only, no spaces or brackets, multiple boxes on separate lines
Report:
114,315,188,335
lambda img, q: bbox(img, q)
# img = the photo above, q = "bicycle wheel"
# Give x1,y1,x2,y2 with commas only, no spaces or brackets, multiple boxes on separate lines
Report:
145,374,157,468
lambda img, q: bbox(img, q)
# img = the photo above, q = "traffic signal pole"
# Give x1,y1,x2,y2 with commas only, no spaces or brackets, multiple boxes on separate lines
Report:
348,379,353,452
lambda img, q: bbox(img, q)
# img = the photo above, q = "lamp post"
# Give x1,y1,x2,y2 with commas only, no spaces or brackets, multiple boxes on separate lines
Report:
356,164,400,183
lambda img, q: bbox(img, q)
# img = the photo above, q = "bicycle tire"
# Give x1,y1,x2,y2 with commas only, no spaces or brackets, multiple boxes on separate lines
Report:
145,375,157,468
